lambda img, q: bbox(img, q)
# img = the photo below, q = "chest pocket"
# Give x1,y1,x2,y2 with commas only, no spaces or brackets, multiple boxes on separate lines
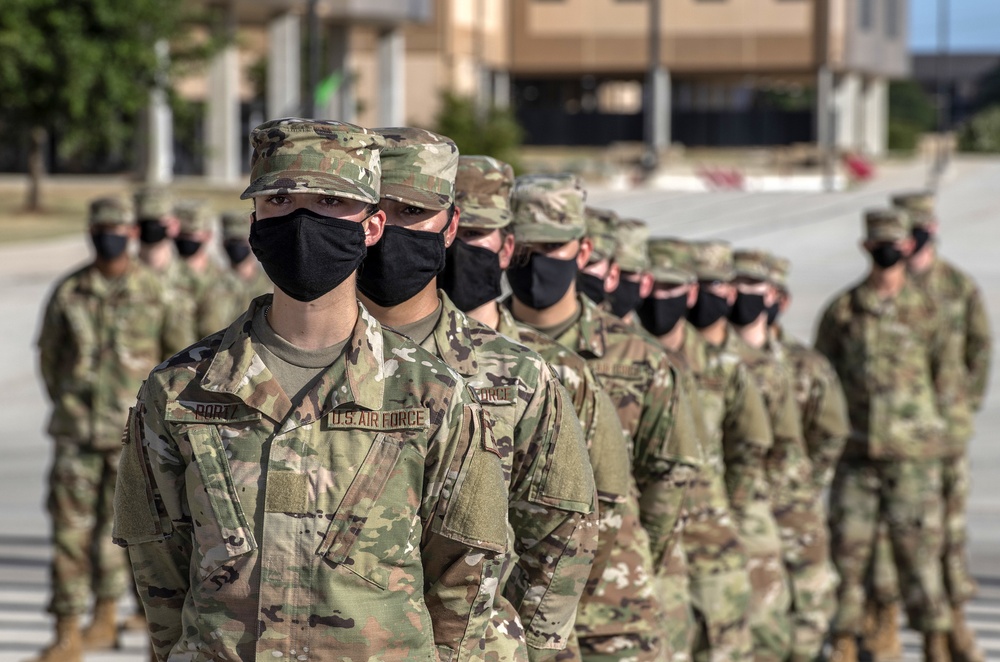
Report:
315,432,423,590
181,425,258,585
591,361,648,441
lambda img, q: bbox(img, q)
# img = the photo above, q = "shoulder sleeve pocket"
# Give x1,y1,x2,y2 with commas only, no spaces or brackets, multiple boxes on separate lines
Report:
113,406,169,545
528,383,596,514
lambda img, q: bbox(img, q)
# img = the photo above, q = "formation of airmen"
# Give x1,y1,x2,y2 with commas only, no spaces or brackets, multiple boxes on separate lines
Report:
30,117,989,662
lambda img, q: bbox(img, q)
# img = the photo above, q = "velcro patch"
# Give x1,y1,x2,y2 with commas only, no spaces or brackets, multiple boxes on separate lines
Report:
327,407,430,431
473,385,516,405
591,362,647,380
165,400,262,423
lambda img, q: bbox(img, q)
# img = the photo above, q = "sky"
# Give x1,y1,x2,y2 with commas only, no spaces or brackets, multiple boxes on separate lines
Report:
910,0,1000,52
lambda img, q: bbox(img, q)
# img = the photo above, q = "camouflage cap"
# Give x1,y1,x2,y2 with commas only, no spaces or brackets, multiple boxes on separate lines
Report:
133,186,173,220
175,201,217,234
376,127,458,211
891,190,936,228
733,249,771,282
221,209,252,240
584,207,619,264
241,117,384,203
689,240,735,282
647,238,696,285
510,173,587,243
865,208,911,242
766,254,791,291
455,155,514,229
89,196,135,227
614,218,650,272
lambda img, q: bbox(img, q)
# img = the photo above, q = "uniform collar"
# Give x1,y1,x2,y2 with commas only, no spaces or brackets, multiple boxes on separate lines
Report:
78,259,139,296
565,295,609,358
427,291,479,378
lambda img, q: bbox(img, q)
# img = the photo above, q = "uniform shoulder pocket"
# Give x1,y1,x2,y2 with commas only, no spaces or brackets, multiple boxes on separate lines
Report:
113,406,169,545
528,383,596,514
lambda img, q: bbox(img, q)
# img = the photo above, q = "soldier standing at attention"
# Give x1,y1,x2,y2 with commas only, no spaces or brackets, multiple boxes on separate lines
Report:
816,209,968,662
33,197,186,662
730,250,836,662
605,218,654,321
577,207,621,307
355,128,598,660
507,173,704,662
219,209,272,322
641,238,755,662
174,200,234,339
113,118,518,661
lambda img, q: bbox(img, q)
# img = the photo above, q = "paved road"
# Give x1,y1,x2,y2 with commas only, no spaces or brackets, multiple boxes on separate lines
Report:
0,157,997,660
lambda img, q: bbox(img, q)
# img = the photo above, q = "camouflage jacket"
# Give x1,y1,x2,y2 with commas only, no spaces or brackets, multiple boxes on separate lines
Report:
773,327,850,493
149,257,199,355
914,257,992,415
220,264,273,334
547,295,703,638
419,293,598,653
179,258,239,340
113,296,519,662
815,278,969,460
37,260,188,450
693,326,773,516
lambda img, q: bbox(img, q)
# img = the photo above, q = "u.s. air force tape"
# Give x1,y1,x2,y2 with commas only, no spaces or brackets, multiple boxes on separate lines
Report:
327,407,430,431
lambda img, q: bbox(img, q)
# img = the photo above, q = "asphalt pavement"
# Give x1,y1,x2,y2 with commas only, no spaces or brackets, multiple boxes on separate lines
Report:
0,156,997,660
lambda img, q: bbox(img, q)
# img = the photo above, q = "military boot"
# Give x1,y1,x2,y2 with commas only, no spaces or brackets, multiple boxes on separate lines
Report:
924,632,952,662
829,633,858,662
81,597,120,650
24,615,82,662
865,602,903,660
947,604,985,662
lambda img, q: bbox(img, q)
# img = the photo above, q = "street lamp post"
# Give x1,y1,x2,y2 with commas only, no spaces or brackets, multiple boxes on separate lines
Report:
930,0,950,188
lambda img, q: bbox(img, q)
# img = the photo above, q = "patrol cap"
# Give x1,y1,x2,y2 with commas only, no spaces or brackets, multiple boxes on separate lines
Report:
221,209,252,241
89,196,134,227
647,238,696,285
133,186,173,220
455,155,514,229
733,249,771,282
689,240,735,282
865,208,911,242
175,201,217,234
767,254,791,291
891,190,936,228
376,127,458,211
614,218,650,272
510,173,587,244
584,207,619,264
241,117,385,204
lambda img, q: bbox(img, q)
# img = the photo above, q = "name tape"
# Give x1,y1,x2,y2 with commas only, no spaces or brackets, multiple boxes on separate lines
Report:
327,407,430,431
473,385,516,405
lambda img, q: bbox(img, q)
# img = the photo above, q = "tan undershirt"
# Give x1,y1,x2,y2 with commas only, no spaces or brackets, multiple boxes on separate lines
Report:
535,306,583,340
392,302,443,345
250,304,348,404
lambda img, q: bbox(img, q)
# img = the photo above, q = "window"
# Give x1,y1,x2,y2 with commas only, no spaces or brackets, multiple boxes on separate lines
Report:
859,0,873,30
885,0,900,38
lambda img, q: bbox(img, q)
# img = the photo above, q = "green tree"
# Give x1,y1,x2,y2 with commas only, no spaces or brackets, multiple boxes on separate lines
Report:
887,80,937,151
0,0,184,210
433,93,524,172
958,105,1000,153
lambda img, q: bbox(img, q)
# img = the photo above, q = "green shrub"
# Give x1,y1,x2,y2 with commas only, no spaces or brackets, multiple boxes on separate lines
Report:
958,105,1000,153
433,92,524,172
888,120,923,151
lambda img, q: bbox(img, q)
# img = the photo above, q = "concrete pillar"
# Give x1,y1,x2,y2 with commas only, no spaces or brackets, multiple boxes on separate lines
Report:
861,76,887,157
493,70,511,109
267,12,301,120
146,40,173,184
833,72,861,151
377,27,405,127
646,67,671,150
205,43,241,182
323,24,356,123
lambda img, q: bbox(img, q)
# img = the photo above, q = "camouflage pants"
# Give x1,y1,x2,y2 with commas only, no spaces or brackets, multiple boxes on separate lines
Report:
774,500,838,662
578,633,666,662
46,439,128,616
868,454,976,607
828,459,951,634
688,570,753,662
654,553,694,662
737,499,792,662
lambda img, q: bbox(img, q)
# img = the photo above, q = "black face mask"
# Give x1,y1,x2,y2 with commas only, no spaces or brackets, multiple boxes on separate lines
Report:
912,228,933,254
609,279,643,318
175,237,203,258
766,303,781,327
869,244,903,269
638,294,688,337
92,232,128,260
249,208,368,302
138,219,168,244
688,291,731,329
440,240,504,312
224,241,252,266
507,252,578,310
577,272,607,305
729,292,766,326
357,223,448,307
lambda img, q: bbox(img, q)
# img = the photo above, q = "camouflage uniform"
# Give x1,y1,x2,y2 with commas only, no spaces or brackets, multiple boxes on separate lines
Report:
647,238,754,662
114,119,523,662
815,209,969,638
220,209,272,325
174,201,236,340
37,198,187,619
510,174,704,662
688,241,791,662
374,133,600,659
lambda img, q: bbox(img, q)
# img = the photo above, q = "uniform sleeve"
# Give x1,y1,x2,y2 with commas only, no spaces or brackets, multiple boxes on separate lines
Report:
422,386,525,662
197,276,240,340
813,304,841,369
928,310,972,449
721,367,772,515
964,284,992,411
37,292,67,401
506,373,597,654
112,382,192,660
803,360,850,492
764,371,812,504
